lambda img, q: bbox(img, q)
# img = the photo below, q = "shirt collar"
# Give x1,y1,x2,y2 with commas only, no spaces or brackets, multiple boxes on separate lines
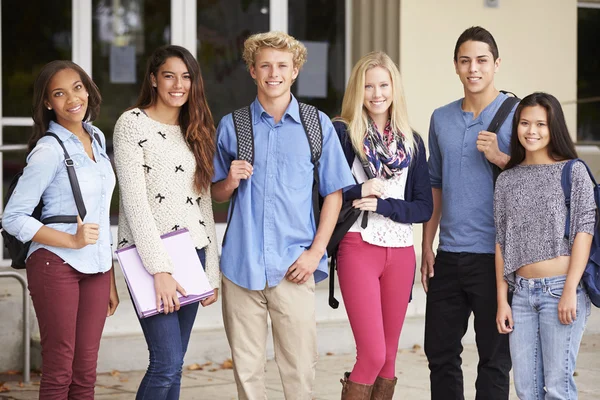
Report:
251,94,302,125
48,120,95,143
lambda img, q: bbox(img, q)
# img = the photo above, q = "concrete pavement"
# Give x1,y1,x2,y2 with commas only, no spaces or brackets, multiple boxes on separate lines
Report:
2,333,600,399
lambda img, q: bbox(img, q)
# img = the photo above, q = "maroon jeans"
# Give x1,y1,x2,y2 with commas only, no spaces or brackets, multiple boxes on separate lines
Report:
26,249,110,400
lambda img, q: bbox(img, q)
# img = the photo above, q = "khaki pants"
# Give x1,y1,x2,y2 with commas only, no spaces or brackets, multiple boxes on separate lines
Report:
222,275,318,400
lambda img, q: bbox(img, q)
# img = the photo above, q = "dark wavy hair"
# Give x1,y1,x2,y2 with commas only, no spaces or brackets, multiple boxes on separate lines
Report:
454,26,499,62
505,92,577,170
31,60,101,151
132,45,215,192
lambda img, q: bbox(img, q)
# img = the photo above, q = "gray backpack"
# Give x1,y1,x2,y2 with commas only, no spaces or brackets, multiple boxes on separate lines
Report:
222,103,323,244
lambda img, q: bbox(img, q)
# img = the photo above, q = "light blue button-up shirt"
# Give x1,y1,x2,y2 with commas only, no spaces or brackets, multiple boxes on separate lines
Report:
213,96,354,290
428,92,516,254
2,121,116,273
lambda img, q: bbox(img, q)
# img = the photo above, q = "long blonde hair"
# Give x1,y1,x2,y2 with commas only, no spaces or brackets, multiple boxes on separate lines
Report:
335,51,415,160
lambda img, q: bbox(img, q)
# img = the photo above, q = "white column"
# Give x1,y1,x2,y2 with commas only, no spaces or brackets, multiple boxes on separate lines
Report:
72,0,93,76
269,0,288,33
171,0,197,58
345,0,352,86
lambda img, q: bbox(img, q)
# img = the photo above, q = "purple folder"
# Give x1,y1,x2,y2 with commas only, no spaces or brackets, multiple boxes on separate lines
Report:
115,229,215,318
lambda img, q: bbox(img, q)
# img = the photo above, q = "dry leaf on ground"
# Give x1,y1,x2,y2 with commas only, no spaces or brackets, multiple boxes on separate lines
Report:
110,370,120,377
221,359,234,369
326,352,334,356
187,363,203,371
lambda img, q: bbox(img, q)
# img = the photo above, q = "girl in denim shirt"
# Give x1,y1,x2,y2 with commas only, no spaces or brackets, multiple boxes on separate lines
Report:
2,61,118,399
494,92,595,399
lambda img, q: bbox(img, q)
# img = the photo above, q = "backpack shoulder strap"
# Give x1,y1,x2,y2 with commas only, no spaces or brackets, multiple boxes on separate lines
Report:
298,102,324,229
44,132,87,220
298,102,323,164
487,93,520,185
232,106,254,164
488,95,519,134
222,107,254,246
561,158,596,239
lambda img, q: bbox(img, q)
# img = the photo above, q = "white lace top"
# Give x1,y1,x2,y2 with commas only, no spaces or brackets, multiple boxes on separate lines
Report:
348,156,413,247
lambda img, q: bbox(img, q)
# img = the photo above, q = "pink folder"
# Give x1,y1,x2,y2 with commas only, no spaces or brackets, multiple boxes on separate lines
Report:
115,229,215,318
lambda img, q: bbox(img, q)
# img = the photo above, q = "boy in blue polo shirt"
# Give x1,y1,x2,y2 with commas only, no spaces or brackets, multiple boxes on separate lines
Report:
212,31,354,400
421,26,516,399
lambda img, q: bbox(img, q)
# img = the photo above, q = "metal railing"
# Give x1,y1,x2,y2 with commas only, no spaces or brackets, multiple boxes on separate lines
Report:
0,271,30,383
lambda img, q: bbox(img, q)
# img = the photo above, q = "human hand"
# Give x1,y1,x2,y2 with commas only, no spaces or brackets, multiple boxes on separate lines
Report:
201,288,219,307
496,301,513,334
558,287,578,325
71,215,99,249
420,248,435,293
361,178,384,198
286,248,321,284
352,197,378,212
107,279,120,317
226,160,253,190
154,272,187,314
476,130,502,163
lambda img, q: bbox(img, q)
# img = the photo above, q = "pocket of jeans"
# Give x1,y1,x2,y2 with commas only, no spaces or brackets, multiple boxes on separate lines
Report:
547,284,565,299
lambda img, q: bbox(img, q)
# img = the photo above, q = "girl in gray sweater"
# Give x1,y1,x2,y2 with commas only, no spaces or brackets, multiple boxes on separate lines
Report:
494,92,596,399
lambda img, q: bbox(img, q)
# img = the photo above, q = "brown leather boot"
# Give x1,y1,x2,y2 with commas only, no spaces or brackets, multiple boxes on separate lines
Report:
340,372,373,400
371,376,398,400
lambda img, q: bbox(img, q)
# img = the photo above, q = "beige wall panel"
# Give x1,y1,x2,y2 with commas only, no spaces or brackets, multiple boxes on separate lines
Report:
399,0,577,141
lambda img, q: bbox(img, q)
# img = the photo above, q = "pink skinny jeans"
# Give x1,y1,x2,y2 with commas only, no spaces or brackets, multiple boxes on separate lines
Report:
337,232,415,384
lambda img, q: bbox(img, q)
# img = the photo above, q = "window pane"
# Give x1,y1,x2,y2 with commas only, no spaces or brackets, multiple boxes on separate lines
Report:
196,0,270,124
2,125,30,216
92,0,170,142
1,1,72,117
577,7,600,142
289,0,346,118
91,0,170,224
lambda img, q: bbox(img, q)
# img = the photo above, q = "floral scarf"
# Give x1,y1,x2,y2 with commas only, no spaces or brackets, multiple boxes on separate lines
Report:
363,119,410,179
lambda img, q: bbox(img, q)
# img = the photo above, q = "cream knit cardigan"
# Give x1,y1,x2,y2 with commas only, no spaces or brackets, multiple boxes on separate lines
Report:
113,108,220,289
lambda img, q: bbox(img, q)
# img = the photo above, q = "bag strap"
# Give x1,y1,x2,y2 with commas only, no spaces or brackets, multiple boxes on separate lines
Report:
487,92,519,184
221,107,254,245
561,158,597,239
298,102,323,228
44,132,87,220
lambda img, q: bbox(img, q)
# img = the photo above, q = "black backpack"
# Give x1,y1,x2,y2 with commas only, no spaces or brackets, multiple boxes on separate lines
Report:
222,103,323,245
0,131,95,269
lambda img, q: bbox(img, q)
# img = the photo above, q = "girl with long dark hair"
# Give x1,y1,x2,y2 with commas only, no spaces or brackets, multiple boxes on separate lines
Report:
2,60,118,399
113,45,219,399
495,92,595,399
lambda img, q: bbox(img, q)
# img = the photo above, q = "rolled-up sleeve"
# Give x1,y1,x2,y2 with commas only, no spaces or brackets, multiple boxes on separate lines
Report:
427,113,442,188
2,143,61,242
212,115,235,183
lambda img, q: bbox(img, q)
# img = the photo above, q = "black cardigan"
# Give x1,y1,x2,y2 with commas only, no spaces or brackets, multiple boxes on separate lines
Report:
333,121,433,224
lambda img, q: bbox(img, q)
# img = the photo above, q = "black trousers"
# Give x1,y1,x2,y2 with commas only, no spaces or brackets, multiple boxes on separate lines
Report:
424,251,511,400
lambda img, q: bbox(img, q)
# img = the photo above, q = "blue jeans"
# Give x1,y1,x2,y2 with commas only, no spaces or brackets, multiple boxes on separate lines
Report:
134,248,205,400
510,275,591,400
